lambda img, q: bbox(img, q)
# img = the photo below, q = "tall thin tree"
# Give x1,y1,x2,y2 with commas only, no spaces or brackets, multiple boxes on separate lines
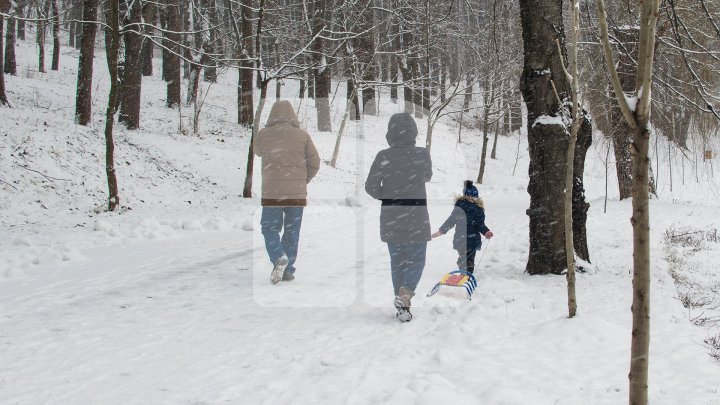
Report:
598,0,660,402
51,0,60,70
104,0,122,210
75,0,99,125
0,0,10,106
118,0,144,129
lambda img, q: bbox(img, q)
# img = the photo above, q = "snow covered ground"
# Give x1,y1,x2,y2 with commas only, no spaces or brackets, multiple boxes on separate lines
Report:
2,41,720,404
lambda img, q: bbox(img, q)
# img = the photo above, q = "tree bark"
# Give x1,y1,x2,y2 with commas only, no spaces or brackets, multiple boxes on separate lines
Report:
141,2,156,77
347,77,358,120
202,0,217,82
610,28,638,200
4,10,17,75
243,82,268,198
16,0,25,41
165,0,181,107
104,0,121,211
357,3,375,116
37,0,48,73
312,0,331,131
186,0,206,104
238,0,254,127
519,0,591,275
0,0,9,106
51,0,60,71
75,0,99,125
119,0,144,129
477,85,494,184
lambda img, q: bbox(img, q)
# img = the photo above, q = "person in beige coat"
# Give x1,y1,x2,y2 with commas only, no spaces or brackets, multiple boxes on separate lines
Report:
254,100,320,284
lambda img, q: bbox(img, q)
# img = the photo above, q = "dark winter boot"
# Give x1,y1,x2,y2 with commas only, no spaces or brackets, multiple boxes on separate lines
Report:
282,271,295,281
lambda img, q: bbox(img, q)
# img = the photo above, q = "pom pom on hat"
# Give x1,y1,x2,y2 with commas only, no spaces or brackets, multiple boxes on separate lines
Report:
463,180,479,198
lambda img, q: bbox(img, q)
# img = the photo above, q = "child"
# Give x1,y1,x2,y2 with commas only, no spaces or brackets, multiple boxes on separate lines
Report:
432,181,494,274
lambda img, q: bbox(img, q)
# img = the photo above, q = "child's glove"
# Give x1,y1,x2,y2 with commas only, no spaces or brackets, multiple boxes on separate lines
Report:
484,231,494,239
431,231,444,238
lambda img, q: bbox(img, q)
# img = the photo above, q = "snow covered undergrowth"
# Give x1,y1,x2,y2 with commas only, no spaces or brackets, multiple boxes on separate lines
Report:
2,41,720,404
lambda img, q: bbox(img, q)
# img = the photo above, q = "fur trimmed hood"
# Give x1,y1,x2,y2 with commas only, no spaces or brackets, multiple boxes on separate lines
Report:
456,195,484,208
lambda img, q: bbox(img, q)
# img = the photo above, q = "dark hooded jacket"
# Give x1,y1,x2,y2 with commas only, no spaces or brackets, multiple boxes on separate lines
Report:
365,113,432,244
254,100,320,206
439,196,490,251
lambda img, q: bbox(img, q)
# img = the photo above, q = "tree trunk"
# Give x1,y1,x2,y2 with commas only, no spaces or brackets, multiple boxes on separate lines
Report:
307,65,315,98
104,0,121,211
462,75,472,112
243,82,268,198
202,0,217,83
0,0,9,106
160,5,169,81
141,2,156,77
390,55,398,103
237,0,254,126
37,1,47,73
312,0,331,132
4,11,17,75
412,61,423,118
331,84,358,168
477,88,493,184
610,28,639,200
165,0,181,107
520,0,580,275
572,116,592,262
75,0,98,125
51,0,60,71
357,4,375,116
347,77,358,120
186,0,206,104
119,0,144,129
400,60,413,114
16,1,26,41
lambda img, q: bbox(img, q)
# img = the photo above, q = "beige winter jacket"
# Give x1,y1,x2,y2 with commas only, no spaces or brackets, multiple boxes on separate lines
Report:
254,101,320,206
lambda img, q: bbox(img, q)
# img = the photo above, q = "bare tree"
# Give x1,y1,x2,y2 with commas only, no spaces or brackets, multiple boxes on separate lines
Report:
0,0,10,106
4,0,16,76
165,0,182,107
118,0,145,129
597,0,661,402
519,0,593,275
75,0,99,125
312,0,331,131
51,0,60,70
104,0,122,210
37,0,48,73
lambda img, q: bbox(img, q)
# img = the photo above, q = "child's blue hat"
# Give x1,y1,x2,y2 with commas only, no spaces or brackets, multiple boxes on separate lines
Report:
463,180,478,198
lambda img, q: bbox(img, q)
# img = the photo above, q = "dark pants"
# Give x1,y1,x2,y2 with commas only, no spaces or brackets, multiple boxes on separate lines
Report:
387,242,427,296
260,207,304,275
456,247,477,274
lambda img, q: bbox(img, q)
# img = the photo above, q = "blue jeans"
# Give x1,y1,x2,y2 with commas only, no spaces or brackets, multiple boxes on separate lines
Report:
387,242,427,296
260,207,304,274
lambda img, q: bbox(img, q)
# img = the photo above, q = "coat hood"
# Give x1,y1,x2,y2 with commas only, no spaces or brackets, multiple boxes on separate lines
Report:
266,100,300,128
456,195,484,208
386,112,418,147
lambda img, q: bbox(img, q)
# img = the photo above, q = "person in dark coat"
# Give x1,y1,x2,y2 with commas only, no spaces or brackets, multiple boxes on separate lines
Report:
432,181,494,274
365,112,432,321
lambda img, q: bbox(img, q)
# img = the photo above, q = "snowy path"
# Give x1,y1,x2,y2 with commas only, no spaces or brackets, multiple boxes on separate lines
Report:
2,201,719,404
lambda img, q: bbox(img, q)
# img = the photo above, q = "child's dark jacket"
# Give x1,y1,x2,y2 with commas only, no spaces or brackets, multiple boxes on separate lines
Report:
439,196,490,251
